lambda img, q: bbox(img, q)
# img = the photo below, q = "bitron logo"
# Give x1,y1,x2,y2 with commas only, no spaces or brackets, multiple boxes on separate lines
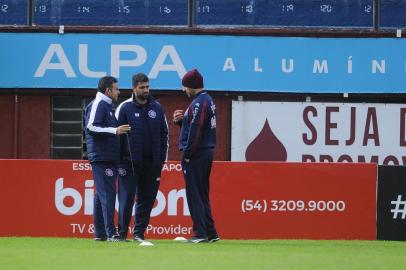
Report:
54,178,190,217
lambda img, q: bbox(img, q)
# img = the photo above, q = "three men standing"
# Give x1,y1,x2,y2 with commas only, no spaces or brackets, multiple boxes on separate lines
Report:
86,70,218,243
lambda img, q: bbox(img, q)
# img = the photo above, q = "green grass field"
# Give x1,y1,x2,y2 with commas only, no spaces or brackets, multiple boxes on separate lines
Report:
1,238,406,270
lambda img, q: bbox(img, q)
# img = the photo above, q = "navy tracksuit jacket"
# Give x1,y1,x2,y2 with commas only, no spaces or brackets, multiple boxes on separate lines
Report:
178,90,218,239
84,92,119,239
115,95,168,239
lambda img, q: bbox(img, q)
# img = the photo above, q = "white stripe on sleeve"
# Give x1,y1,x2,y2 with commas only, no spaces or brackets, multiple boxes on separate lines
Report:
87,98,117,135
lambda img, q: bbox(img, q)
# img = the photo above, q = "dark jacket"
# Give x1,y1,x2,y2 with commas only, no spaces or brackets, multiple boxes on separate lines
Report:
179,91,216,159
85,92,120,164
116,95,168,164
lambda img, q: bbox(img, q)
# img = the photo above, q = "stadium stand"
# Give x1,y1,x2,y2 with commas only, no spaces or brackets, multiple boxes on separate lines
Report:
0,0,405,29
0,0,28,25
33,0,187,26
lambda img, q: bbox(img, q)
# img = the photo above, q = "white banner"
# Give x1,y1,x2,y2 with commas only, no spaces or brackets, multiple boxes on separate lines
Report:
231,101,406,165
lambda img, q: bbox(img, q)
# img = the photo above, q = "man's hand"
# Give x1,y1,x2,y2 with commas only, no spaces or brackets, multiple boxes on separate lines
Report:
184,158,190,163
116,124,131,135
173,109,184,124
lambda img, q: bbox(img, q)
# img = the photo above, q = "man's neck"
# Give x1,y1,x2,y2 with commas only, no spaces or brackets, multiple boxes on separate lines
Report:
192,88,204,98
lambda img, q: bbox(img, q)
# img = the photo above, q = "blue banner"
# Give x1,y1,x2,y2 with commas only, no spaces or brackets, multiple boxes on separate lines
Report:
0,33,405,93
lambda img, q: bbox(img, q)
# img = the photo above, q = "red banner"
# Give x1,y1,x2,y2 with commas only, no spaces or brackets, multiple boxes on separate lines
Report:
0,160,376,239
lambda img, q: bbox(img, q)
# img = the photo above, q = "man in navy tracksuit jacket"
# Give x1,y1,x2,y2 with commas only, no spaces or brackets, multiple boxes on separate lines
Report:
115,73,169,241
173,69,219,243
84,76,130,242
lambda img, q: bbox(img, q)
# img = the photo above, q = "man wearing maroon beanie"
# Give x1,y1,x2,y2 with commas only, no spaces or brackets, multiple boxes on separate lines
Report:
173,69,219,243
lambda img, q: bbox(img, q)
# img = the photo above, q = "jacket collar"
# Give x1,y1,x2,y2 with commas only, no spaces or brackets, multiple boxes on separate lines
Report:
96,92,112,104
194,90,206,99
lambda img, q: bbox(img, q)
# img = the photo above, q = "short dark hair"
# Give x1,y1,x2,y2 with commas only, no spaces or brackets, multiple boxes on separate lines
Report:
98,76,118,93
132,73,149,88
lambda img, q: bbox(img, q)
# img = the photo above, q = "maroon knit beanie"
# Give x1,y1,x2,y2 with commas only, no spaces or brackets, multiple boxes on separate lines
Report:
182,69,204,89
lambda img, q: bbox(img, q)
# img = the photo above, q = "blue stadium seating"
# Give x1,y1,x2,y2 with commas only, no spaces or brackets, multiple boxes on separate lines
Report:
0,0,28,25
380,0,406,28
33,0,187,26
195,0,374,28
0,0,405,29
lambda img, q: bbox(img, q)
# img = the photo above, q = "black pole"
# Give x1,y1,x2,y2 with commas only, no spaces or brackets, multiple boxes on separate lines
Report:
188,0,195,27
28,0,33,25
373,0,380,31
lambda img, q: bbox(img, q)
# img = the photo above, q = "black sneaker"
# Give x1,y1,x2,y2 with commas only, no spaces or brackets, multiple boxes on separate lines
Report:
187,236,208,243
133,235,144,243
208,235,220,243
107,234,126,242
94,237,107,242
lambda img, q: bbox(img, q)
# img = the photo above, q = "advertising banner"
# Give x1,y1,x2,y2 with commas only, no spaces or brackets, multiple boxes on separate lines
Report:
232,101,406,165
0,160,376,240
1,33,406,93
377,165,406,240
0,160,191,238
